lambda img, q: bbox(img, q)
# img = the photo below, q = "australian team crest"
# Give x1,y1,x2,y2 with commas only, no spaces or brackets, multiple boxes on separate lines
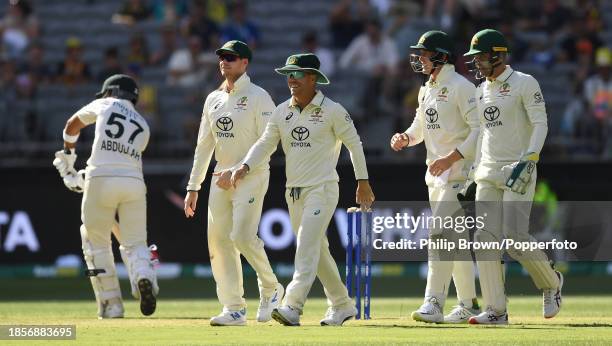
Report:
436,86,449,101
309,107,324,123
235,96,248,110
498,82,511,97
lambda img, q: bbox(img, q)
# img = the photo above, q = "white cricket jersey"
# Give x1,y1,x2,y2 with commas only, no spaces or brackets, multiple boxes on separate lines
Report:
474,66,548,179
243,91,369,188
404,64,479,185
186,73,275,191
76,97,150,180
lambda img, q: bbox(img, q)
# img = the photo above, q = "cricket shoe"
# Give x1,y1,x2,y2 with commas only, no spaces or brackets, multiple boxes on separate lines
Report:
543,271,563,319
138,278,157,316
320,305,358,326
411,297,443,323
257,283,284,322
271,306,300,326
98,298,124,319
443,303,481,324
468,307,508,325
210,308,247,326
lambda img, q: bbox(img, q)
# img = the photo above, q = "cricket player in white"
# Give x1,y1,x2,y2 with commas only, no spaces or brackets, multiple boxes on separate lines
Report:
183,41,283,326
462,29,563,325
52,74,158,319
390,30,481,323
232,53,375,326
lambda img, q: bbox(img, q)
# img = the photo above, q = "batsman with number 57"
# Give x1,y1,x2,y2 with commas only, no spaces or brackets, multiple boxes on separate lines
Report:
52,74,158,319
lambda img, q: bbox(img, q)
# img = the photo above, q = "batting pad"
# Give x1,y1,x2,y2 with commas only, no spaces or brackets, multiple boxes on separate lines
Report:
520,259,559,289
120,244,159,299
81,226,121,304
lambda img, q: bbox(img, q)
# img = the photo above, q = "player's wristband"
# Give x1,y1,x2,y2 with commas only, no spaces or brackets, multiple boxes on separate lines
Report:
243,163,250,173
63,130,80,143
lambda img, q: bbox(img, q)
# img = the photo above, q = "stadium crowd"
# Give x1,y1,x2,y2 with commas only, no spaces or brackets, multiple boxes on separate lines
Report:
0,0,610,161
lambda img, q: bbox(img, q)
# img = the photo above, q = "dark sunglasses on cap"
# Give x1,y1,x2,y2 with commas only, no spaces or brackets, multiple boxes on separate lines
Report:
218,54,240,62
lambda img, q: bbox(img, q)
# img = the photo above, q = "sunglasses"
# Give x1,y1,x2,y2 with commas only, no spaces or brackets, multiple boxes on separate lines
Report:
218,54,240,62
286,71,306,79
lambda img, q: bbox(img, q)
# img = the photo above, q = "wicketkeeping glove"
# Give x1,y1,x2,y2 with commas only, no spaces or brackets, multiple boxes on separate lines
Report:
63,169,85,193
53,148,77,178
503,152,539,195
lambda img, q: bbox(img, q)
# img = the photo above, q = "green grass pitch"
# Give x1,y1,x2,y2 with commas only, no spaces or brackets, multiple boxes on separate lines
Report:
0,278,611,345
1,297,612,345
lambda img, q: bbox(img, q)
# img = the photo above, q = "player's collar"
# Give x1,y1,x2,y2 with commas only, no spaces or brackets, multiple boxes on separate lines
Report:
488,65,513,83
428,64,454,86
231,73,250,92
289,90,325,110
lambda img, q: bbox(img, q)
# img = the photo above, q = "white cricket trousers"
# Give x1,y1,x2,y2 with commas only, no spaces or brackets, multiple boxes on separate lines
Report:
80,177,148,303
425,182,477,308
283,181,352,311
475,165,559,312
207,170,279,310
81,177,147,249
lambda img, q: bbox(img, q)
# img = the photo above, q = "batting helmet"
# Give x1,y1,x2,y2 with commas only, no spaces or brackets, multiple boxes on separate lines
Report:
95,74,139,105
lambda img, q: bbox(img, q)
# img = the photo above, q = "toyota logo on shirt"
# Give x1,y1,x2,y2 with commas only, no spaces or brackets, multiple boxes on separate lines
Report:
216,117,234,131
483,106,500,121
425,108,438,123
291,126,310,141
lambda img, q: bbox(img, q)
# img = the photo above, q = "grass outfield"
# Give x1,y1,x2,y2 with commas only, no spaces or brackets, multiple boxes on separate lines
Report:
1,297,612,345
1,277,612,345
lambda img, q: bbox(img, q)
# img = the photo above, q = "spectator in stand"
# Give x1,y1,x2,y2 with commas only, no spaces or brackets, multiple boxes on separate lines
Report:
220,1,259,48
584,48,612,123
97,47,124,82
498,20,528,64
339,18,399,119
167,35,217,87
181,1,220,50
0,0,40,60
339,18,399,74
386,2,425,59
538,0,572,35
55,37,91,85
151,24,178,65
577,47,612,154
152,0,188,24
301,31,335,78
126,32,150,70
126,64,160,138
205,0,227,24
18,42,52,85
560,81,587,139
1,59,17,94
113,0,152,25
423,0,456,30
329,0,371,49
559,15,603,64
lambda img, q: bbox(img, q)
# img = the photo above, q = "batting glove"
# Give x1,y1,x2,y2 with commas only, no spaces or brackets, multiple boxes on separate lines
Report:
503,152,539,195
53,148,77,178
63,169,85,193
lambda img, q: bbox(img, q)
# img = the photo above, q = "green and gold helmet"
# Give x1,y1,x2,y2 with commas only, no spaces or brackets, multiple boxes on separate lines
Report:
411,30,454,56
409,30,454,74
464,29,510,56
